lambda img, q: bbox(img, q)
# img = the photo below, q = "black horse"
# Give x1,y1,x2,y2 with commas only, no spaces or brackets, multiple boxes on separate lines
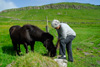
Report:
9,24,57,57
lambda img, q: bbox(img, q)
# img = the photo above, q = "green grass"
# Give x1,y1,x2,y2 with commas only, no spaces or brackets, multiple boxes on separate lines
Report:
10,52,59,67
68,24,100,67
0,2,100,67
0,21,100,67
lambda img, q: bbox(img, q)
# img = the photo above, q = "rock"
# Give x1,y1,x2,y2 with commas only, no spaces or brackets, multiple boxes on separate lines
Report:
77,48,83,51
97,61,100,65
91,51,94,53
91,64,96,66
98,51,100,53
6,61,15,67
93,47,98,49
83,52,91,55
90,42,94,44
80,57,84,58
90,55,95,57
6,64,12,67
54,59,68,67
98,43,100,46
57,12,62,15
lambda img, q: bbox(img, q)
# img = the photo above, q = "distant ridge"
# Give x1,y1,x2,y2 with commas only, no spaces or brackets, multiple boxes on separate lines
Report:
1,2,100,13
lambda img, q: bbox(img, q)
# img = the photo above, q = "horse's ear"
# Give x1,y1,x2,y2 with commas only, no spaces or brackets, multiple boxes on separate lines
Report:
42,33,54,40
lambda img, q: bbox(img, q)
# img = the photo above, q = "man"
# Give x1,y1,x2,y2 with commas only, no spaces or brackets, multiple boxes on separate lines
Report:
51,19,76,62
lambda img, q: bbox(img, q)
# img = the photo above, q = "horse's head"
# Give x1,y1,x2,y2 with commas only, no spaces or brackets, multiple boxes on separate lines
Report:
42,33,57,57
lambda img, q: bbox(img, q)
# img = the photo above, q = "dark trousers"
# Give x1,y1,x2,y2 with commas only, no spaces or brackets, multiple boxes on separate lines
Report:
59,35,75,61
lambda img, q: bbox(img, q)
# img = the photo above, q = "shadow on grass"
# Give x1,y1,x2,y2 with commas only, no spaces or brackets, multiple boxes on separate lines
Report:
42,52,51,57
42,53,48,56
2,46,16,56
2,45,50,57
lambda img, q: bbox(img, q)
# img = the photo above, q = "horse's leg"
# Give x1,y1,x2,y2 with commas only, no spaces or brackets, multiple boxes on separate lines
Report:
12,41,20,55
24,43,28,53
30,41,35,52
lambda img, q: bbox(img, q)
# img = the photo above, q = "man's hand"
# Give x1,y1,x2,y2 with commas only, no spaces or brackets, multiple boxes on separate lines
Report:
56,38,60,49
58,38,60,42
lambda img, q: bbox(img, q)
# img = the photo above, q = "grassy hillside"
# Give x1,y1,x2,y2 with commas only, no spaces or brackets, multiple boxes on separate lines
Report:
0,2,100,67
0,2,100,23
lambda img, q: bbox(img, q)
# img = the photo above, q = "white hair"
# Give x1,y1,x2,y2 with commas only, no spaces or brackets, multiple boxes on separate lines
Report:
51,19,60,28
